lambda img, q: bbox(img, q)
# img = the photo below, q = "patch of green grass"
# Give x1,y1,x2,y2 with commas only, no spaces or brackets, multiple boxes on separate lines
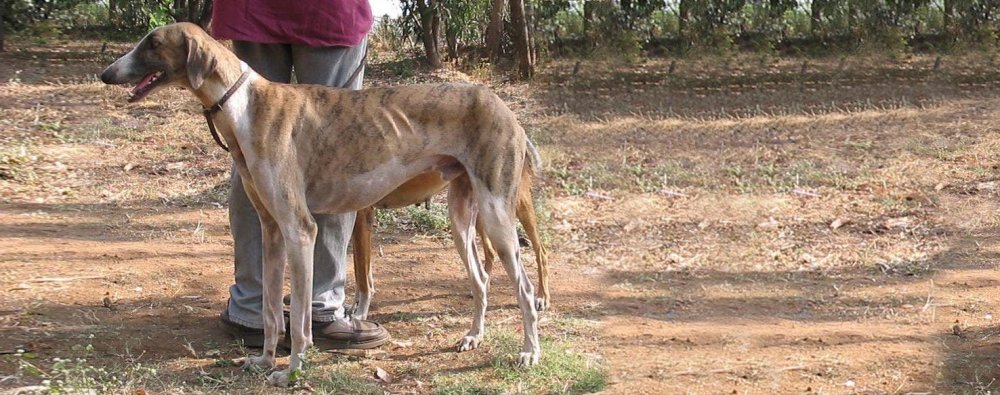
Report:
432,329,607,395
550,162,619,195
656,160,705,189
434,370,505,395
624,163,665,193
10,342,160,394
722,159,860,193
305,356,384,395
377,204,451,235
407,204,450,234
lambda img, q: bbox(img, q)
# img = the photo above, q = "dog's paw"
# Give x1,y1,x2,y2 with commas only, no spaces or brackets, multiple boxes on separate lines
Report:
242,355,275,371
517,350,540,367
351,305,369,321
456,335,482,352
266,369,292,387
535,297,549,312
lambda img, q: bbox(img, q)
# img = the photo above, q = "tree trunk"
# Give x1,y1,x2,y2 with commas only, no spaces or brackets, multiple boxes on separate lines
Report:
109,0,119,26
445,27,458,60
525,0,535,66
197,0,214,28
583,0,595,36
621,0,632,29
0,3,5,53
417,0,442,68
678,0,689,40
847,0,854,35
508,0,532,79
943,0,953,35
810,0,822,37
169,0,213,29
485,0,505,61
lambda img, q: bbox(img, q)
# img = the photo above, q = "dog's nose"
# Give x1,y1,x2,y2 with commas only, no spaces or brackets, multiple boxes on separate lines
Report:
99,68,115,85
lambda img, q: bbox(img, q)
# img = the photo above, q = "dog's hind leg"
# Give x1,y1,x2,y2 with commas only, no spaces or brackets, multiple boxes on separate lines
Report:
449,174,490,352
351,207,375,320
476,190,541,366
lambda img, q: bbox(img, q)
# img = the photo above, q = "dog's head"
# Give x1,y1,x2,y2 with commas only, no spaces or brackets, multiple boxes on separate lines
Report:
100,22,218,102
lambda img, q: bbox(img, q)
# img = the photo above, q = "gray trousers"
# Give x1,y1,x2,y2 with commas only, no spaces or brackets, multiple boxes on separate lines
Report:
226,39,367,329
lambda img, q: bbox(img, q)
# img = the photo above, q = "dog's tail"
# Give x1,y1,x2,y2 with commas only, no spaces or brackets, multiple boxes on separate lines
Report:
525,138,544,178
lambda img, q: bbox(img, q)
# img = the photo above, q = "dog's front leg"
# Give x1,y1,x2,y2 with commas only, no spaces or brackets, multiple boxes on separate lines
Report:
238,186,286,372
267,214,318,387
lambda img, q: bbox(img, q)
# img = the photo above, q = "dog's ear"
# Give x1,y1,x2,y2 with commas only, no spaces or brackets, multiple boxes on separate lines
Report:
186,35,216,90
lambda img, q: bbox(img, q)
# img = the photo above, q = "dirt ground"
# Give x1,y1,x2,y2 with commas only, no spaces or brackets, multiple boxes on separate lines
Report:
4,36,1000,394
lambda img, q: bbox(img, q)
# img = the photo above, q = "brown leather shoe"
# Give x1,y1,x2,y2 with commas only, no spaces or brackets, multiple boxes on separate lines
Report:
309,317,390,350
222,309,389,350
219,310,265,348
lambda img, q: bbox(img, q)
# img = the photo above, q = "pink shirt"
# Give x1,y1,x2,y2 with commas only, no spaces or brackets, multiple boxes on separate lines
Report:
211,0,373,47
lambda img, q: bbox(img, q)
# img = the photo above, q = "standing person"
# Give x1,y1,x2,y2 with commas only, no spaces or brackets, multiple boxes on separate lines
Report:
210,0,390,349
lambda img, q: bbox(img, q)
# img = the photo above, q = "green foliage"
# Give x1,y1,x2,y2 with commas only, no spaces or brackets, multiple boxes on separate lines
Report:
149,0,174,29
376,203,451,235
10,341,159,394
6,0,1000,60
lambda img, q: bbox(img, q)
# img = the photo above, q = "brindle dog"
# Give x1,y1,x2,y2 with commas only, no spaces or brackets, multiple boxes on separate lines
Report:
101,22,542,386
350,161,551,320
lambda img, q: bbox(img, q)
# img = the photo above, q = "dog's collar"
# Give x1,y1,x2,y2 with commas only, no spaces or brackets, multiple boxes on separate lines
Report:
202,68,252,152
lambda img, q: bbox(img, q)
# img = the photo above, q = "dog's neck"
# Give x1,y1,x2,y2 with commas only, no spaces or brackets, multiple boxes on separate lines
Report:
192,49,257,153
193,56,253,109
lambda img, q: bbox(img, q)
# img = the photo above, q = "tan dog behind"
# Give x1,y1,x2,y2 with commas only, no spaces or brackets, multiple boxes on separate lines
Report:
101,23,542,386
350,154,551,320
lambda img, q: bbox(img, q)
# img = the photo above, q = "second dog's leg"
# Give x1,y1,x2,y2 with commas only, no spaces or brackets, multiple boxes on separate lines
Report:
449,175,489,351
351,207,375,319
476,220,496,276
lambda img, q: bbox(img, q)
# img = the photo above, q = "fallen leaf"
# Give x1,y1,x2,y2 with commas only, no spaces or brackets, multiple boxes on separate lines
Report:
830,218,847,230
183,342,198,358
584,191,614,201
623,219,642,233
884,217,913,229
756,218,780,230
658,189,687,198
390,340,413,349
374,366,393,384
791,189,820,198
977,181,999,193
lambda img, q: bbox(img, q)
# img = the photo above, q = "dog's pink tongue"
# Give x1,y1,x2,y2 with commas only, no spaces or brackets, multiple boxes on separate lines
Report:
131,73,156,94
